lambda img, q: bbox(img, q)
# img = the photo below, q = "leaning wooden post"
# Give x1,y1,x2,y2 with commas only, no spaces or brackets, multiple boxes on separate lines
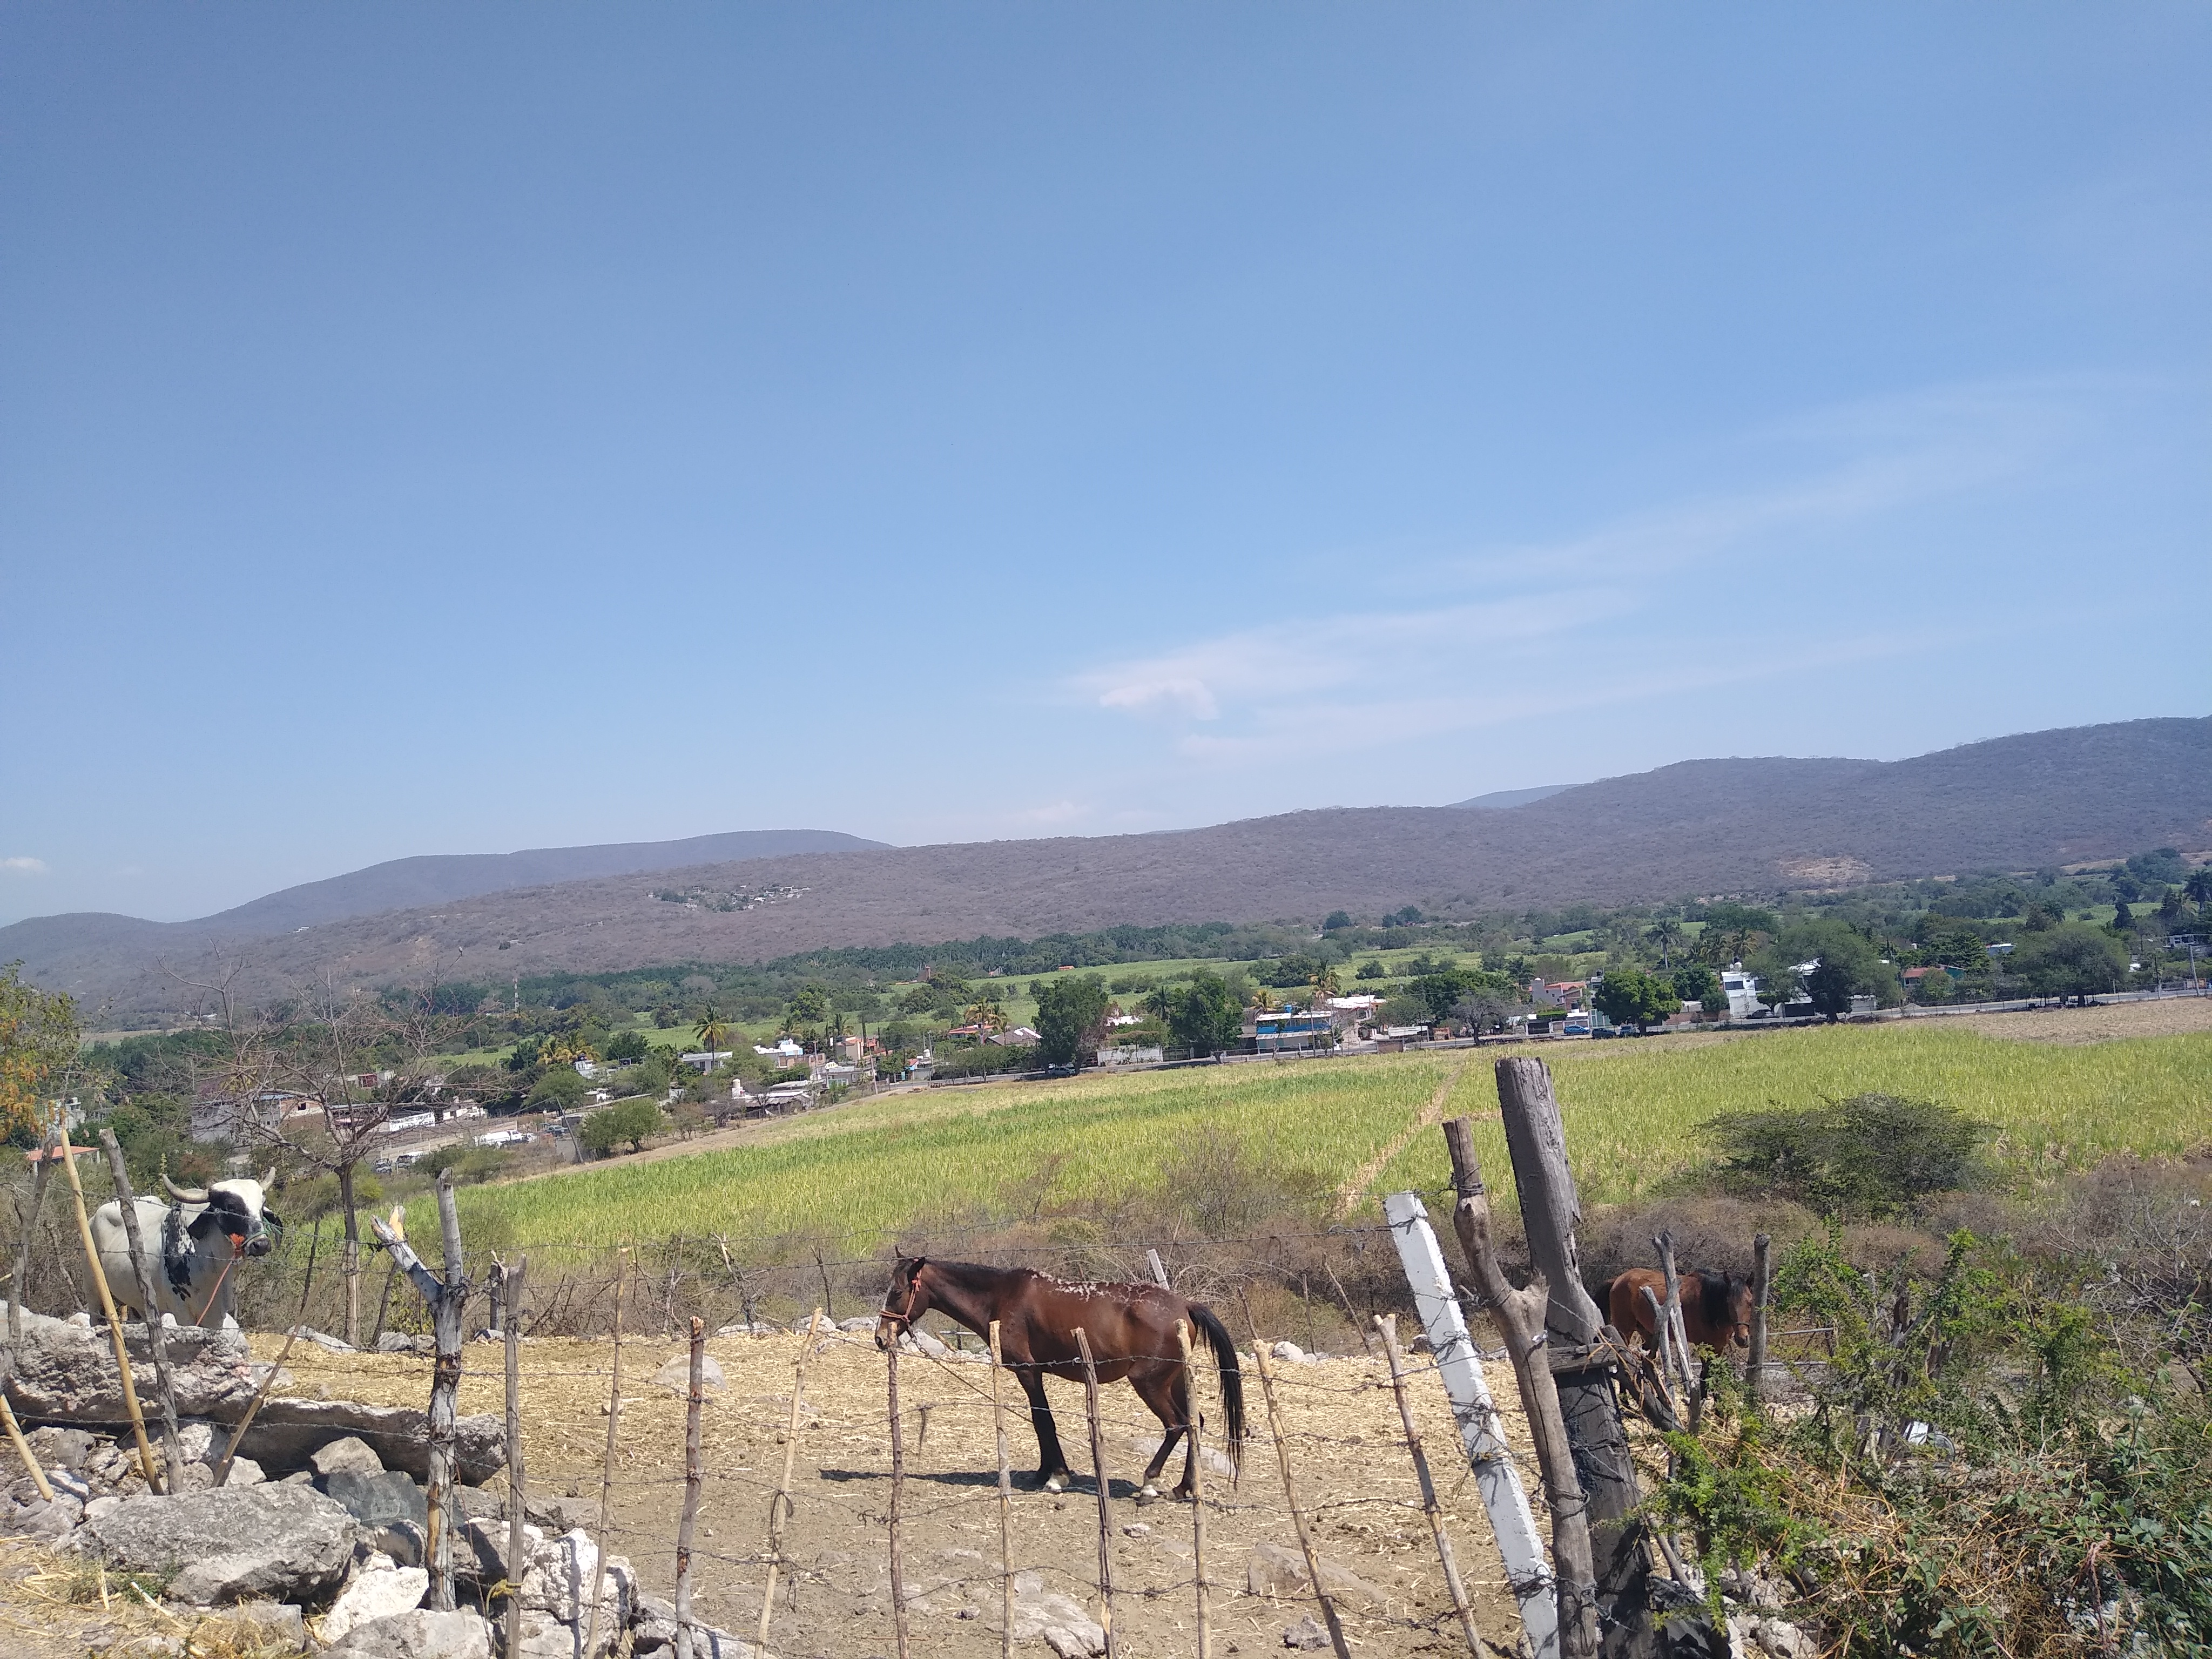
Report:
1375,1313,1479,1656
55,1127,161,1491
369,1181,469,1611
96,1133,185,1488
583,1249,628,1659
1174,1320,1212,1659
1494,1057,1655,1657
759,1307,821,1655
1652,1234,1697,1401
988,1320,1015,1659
887,1336,912,1659
1248,1339,1352,1659
1442,1119,1600,1659
502,1255,529,1659
214,1216,321,1487
672,1316,706,1659
1,1132,58,1502
1746,1233,1772,1403
1637,1288,1680,1424
1072,1328,1120,1659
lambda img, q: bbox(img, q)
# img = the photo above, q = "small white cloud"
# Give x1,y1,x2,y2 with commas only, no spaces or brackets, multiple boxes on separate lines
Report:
2,857,49,876
1098,677,1219,720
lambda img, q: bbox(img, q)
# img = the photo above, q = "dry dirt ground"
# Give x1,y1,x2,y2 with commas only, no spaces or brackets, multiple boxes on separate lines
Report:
259,1328,1543,1658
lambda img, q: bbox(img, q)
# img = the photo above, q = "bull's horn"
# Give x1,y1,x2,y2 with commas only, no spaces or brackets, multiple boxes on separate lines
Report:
160,1174,207,1203
259,1166,277,1191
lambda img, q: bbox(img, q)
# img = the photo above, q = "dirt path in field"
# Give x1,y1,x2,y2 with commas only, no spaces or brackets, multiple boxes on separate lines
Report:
1928,995,2212,1043
260,1328,1542,1658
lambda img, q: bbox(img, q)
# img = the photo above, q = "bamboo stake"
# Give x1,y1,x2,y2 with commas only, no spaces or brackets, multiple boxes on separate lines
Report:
503,1256,529,1659
673,1316,706,1659
887,1336,911,1659
1376,1314,1480,1655
988,1319,1014,1659
96,1133,184,1488
759,1306,821,1655
1072,1328,1118,1659
55,1128,160,1491
584,1247,628,1659
1747,1232,1772,1403
214,1215,320,1486
1248,1339,1351,1659
1175,1319,1211,1659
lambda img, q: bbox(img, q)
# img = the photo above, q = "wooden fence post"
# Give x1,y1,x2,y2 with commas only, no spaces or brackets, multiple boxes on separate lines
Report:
1145,1249,1171,1290
1382,1191,1557,1657
1442,1118,1600,1658
1,1132,58,1503
988,1320,1015,1659
887,1338,911,1659
1652,1234,1696,1406
1748,1233,1772,1402
759,1307,821,1655
95,1134,184,1488
1248,1338,1352,1659
583,1249,628,1659
1494,1057,1655,1657
673,1317,706,1659
369,1178,469,1611
502,1256,528,1659
1174,1320,1211,1659
1072,1328,1120,1659
1375,1313,1479,1656
55,1128,160,1491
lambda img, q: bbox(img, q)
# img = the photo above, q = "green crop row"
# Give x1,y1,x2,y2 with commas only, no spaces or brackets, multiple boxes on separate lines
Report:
455,1024,2211,1259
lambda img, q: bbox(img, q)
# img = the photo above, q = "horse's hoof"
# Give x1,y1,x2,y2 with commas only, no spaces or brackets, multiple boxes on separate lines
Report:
1136,1485,1159,1504
1043,1475,1064,1494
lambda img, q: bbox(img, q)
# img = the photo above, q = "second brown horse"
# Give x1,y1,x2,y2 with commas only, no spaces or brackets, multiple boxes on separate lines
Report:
1605,1267,1756,1353
876,1254,1244,1498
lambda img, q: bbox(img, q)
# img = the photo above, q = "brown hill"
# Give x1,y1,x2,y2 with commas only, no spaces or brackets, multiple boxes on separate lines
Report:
11,717,2207,1018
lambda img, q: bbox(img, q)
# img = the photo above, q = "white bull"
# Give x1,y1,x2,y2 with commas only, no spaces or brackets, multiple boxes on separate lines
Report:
90,1171,283,1328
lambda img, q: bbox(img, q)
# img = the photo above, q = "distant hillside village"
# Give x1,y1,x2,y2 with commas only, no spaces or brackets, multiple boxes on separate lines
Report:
41,845,2208,1205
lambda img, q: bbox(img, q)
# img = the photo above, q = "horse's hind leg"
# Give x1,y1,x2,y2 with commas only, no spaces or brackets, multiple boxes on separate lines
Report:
1130,1366,1188,1501
1017,1368,1073,1492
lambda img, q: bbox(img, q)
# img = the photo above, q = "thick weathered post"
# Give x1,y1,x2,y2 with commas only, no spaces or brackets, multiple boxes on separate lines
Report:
1494,1056,1654,1657
1375,1313,1479,1655
1441,1120,1598,1658
1249,1339,1351,1659
1747,1233,1772,1402
96,1133,184,1488
673,1317,706,1659
502,1256,529,1659
988,1320,1015,1659
55,1128,161,1491
1174,1320,1212,1659
1073,1327,1120,1659
370,1181,470,1610
759,1307,821,1654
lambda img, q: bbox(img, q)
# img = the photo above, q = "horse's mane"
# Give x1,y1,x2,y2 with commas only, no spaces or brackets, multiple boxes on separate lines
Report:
1698,1271,1741,1325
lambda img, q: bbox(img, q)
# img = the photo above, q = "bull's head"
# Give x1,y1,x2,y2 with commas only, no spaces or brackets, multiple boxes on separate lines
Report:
167,1169,282,1257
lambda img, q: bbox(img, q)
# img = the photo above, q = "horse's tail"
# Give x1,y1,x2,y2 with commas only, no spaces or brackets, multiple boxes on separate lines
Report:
1188,1302,1246,1487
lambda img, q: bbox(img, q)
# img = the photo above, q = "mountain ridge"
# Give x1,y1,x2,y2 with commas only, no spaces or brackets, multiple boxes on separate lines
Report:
10,717,2206,1017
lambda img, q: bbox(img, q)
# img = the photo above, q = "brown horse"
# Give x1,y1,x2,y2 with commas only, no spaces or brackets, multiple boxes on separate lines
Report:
1606,1267,1756,1353
875,1255,1244,1498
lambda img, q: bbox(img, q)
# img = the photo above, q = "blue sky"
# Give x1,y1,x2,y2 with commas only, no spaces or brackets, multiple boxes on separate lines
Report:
4,5,2208,925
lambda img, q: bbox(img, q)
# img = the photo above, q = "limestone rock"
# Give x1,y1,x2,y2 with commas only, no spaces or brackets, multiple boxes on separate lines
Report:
313,1436,387,1478
320,1564,430,1644
517,1527,634,1630
231,1398,505,1485
24,1425,96,1470
1271,1340,1308,1364
1283,1614,1330,1650
1,1302,261,1422
326,1468,429,1530
225,1456,267,1487
1245,1541,1385,1608
1006,1570,1105,1657
4,1492,83,1539
651,1354,726,1392
78,1483,356,1604
628,1595,759,1657
323,1608,493,1659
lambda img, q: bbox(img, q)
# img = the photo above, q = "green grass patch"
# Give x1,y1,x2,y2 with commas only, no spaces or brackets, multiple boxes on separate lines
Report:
455,1024,2212,1259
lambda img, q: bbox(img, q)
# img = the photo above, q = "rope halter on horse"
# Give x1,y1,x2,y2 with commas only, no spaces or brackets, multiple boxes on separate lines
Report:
878,1263,925,1330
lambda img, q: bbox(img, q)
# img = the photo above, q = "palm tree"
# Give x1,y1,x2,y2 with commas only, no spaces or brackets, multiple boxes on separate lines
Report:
1650,918,1684,969
694,1004,729,1056
1308,963,1343,1002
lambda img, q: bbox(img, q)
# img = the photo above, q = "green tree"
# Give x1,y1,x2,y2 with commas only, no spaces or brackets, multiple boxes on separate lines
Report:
1669,962,1722,1013
2014,923,2128,1004
1591,966,1677,1031
1034,974,1111,1067
1354,959,1387,981
1322,911,1353,932
603,1029,650,1064
786,985,831,1027
1410,969,1475,1024
1152,971,1245,1057
0,964,81,1139
1803,956,1856,1022
581,1097,666,1155
525,1067,587,1111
